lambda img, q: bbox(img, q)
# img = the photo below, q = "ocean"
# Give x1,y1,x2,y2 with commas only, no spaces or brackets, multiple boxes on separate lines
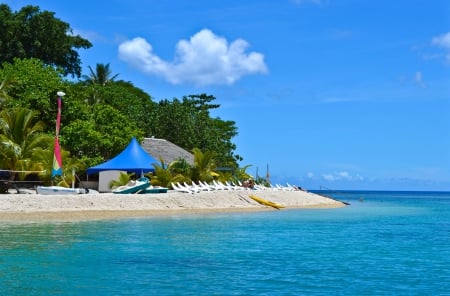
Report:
0,191,449,295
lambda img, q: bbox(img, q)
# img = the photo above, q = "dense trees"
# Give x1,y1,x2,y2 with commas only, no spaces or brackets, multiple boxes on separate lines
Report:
0,58,67,127
151,94,241,168
0,4,92,77
0,4,248,186
0,57,243,181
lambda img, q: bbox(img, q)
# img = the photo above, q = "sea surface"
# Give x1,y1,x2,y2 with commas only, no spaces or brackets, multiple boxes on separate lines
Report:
0,191,449,295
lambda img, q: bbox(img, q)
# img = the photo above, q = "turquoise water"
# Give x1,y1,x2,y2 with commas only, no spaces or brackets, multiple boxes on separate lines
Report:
1,191,449,295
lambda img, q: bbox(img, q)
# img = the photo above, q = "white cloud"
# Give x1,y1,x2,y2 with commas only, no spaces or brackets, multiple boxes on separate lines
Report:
414,71,426,88
118,29,268,86
321,171,364,182
431,32,450,61
432,32,450,48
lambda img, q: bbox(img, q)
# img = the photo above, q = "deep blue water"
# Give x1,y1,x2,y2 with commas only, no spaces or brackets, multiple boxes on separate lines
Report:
0,191,449,295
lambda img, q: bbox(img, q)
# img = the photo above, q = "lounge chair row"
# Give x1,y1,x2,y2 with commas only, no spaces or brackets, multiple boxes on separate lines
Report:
171,180,246,194
171,181,301,194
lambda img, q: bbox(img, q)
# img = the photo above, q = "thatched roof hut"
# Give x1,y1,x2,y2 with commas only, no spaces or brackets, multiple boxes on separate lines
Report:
141,137,194,165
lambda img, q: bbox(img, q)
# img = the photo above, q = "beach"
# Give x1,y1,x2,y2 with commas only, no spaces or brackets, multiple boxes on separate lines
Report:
0,189,345,221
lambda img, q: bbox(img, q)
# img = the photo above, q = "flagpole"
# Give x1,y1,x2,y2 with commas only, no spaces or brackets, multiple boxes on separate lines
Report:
52,91,65,181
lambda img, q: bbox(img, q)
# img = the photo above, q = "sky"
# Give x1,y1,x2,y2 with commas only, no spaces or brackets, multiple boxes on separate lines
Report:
5,0,450,191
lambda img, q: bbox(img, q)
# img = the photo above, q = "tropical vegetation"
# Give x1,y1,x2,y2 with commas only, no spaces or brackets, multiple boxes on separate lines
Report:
0,4,256,190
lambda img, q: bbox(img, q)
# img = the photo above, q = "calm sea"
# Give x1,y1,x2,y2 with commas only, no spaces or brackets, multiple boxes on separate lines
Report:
0,191,449,295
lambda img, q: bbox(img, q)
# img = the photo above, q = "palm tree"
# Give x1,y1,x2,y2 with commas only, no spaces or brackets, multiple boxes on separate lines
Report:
190,148,219,183
82,63,119,106
83,63,119,86
149,158,186,188
0,108,52,180
234,165,253,182
32,147,86,186
110,172,135,189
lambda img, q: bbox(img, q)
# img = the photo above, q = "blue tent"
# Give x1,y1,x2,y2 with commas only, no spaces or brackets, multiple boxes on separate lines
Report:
87,137,159,175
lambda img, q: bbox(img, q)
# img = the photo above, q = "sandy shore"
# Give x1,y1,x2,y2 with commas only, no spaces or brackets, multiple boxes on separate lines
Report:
0,189,345,221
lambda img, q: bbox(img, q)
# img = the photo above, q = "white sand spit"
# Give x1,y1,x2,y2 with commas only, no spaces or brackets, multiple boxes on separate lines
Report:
0,189,345,221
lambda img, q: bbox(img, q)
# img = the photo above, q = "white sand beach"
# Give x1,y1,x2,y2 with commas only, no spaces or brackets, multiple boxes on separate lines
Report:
0,189,345,221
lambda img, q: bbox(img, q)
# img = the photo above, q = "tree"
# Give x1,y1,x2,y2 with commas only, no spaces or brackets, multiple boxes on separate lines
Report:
150,94,240,168
0,108,52,180
83,63,119,86
148,158,186,188
110,172,135,189
0,58,73,128
190,148,219,183
62,104,144,166
88,80,156,134
0,4,92,77
82,63,120,106
32,146,85,186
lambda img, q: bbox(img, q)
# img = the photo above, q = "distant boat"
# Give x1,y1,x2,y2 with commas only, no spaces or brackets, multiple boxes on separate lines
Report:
36,186,98,195
112,177,150,194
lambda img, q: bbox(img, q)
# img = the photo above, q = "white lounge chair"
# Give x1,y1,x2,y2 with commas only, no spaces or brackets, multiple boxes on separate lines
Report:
199,181,214,191
172,182,194,194
183,182,201,193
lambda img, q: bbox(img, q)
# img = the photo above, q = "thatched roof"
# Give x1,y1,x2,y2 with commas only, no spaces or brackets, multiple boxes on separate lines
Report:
141,137,194,165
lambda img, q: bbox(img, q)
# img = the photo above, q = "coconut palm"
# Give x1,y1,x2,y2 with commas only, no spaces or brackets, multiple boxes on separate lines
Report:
190,148,219,183
0,108,52,180
170,157,191,176
110,172,135,189
82,63,119,106
234,164,252,182
32,147,86,186
83,63,119,86
149,158,186,188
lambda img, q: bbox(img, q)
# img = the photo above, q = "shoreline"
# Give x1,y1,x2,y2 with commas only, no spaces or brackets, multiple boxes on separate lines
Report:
0,189,346,221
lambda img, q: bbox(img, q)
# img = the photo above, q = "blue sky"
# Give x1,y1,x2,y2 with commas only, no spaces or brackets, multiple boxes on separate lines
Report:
6,0,450,190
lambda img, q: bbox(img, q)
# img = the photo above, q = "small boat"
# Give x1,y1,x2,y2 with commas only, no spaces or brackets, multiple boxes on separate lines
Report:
248,194,285,210
140,186,168,194
112,177,150,194
36,186,98,195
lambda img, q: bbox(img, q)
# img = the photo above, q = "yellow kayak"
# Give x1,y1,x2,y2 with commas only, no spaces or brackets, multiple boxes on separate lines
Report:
248,195,285,210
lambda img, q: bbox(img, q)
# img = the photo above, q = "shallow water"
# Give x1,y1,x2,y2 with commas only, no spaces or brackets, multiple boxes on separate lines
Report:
1,191,449,295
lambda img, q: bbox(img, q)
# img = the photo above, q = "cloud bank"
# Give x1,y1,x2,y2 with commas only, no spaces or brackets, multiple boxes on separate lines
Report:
118,29,268,86
320,171,364,182
432,32,450,62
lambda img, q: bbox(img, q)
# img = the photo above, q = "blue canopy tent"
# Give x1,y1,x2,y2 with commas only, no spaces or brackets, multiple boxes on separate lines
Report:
87,137,159,175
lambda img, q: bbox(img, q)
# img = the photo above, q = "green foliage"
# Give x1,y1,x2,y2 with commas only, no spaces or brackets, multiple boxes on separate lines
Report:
110,172,135,189
150,94,240,168
0,2,245,179
87,81,156,134
255,175,270,187
32,146,85,186
83,63,119,86
170,158,191,176
190,148,219,183
0,4,92,77
62,104,144,163
0,58,66,125
0,107,52,180
0,77,12,106
234,165,253,181
148,158,186,188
